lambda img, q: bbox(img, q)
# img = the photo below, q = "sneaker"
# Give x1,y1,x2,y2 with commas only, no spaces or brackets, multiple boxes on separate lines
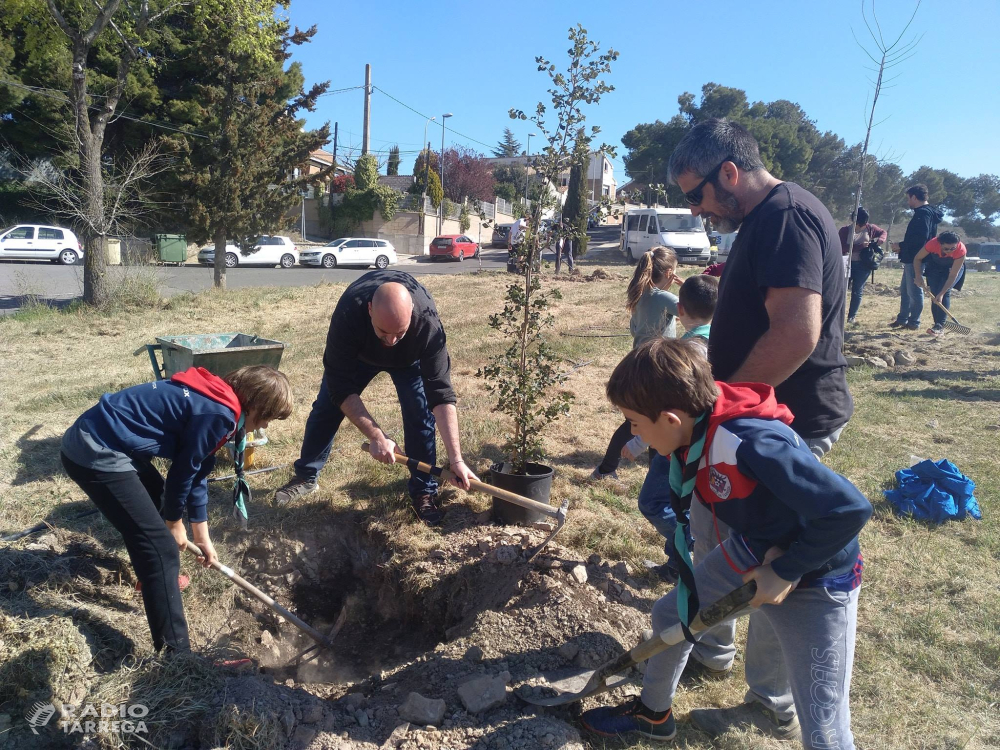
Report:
590,468,619,481
889,320,906,329
689,701,801,742
274,477,318,506
643,559,679,585
927,325,944,336
847,318,859,327
681,657,733,683
580,696,676,741
905,322,921,330
411,494,444,526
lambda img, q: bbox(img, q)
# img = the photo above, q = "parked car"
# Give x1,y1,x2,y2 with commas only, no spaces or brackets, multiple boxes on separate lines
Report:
0,224,83,265
492,223,513,248
430,235,480,262
298,237,397,269
198,235,298,268
619,207,712,265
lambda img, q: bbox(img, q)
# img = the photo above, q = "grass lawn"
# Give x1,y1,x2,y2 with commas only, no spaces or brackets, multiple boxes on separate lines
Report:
0,256,997,749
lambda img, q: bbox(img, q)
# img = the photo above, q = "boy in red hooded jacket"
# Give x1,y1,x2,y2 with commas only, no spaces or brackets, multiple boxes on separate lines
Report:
581,339,871,748
60,365,293,653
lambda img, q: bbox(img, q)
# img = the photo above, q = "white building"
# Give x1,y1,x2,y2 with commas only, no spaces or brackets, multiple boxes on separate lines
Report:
486,152,616,203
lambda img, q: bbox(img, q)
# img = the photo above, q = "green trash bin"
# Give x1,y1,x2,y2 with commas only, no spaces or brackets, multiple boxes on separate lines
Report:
155,234,187,265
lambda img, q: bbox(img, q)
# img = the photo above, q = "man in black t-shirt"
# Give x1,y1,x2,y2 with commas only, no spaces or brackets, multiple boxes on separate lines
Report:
658,118,854,742
275,270,478,525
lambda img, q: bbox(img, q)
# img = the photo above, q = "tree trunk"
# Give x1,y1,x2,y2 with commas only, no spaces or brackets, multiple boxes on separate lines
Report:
213,226,228,290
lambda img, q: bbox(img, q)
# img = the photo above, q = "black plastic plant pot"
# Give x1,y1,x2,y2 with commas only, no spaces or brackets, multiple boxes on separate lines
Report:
488,461,554,526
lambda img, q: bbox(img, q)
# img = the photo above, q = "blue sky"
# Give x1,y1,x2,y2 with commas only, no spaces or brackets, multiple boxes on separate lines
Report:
287,0,999,185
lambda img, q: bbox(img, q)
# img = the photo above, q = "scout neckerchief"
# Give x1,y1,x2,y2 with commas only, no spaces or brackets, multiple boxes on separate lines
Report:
231,414,250,530
669,412,709,643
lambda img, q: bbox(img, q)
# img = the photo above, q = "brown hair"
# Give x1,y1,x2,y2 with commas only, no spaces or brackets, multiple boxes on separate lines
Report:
224,366,293,421
678,274,719,321
626,246,677,314
606,338,718,421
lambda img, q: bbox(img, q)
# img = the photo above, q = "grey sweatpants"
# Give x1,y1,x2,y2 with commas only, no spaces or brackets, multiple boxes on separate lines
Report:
686,425,846,676
641,536,859,750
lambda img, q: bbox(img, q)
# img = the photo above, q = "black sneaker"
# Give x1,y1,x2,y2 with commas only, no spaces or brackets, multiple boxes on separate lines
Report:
274,477,318,506
689,701,801,742
905,322,921,330
889,320,906,328
643,559,679,584
581,696,676,741
411,494,444,526
681,657,734,683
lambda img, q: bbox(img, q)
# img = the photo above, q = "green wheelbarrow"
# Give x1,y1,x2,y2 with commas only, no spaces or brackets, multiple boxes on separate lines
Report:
133,332,286,380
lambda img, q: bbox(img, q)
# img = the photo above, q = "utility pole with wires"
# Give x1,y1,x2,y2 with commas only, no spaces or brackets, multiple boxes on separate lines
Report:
846,0,923,257
362,64,371,155
331,121,338,176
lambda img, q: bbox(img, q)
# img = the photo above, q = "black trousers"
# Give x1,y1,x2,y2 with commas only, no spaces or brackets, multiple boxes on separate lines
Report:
61,453,190,653
597,419,633,475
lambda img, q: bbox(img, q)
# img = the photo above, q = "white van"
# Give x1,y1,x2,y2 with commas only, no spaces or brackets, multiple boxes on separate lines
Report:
620,208,711,265
716,230,738,262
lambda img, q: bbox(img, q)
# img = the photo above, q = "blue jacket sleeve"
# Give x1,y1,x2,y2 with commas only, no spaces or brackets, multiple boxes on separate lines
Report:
735,430,872,583
162,415,231,523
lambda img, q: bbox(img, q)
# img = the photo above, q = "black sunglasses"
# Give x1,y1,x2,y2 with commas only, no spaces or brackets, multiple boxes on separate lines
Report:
684,158,732,206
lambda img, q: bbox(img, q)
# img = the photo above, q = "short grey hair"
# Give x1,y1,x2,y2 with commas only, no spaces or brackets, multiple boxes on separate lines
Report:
668,118,766,184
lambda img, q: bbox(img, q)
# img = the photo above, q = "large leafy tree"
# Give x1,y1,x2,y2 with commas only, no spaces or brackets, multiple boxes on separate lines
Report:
178,15,331,289
440,146,495,203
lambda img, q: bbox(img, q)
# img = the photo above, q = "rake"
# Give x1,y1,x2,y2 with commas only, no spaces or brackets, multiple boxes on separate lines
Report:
930,297,971,335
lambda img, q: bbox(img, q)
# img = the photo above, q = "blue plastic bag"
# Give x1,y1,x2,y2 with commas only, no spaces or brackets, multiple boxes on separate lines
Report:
884,459,982,523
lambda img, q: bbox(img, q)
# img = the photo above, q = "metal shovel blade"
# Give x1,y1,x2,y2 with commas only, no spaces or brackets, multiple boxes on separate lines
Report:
517,581,756,707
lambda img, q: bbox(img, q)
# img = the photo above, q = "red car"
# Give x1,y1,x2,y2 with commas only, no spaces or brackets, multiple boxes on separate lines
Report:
430,234,480,261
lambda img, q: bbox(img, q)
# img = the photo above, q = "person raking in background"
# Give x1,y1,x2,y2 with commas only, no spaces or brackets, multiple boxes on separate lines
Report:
60,365,293,654
913,231,967,336
591,246,680,482
838,206,886,325
630,273,718,584
274,270,478,525
581,339,872,747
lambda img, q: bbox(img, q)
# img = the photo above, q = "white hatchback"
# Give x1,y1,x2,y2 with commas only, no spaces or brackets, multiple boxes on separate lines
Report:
0,224,83,265
198,235,298,268
299,238,398,269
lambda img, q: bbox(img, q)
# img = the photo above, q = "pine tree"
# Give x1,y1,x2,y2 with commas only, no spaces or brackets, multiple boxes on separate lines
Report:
180,18,330,289
387,145,401,175
493,127,522,158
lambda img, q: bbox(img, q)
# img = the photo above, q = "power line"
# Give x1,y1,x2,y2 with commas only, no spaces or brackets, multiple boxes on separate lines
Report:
316,85,365,98
371,85,496,152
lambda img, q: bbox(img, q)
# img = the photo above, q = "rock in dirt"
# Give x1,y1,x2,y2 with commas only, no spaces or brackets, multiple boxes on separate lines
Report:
532,521,555,532
380,724,412,749
398,692,446,726
895,350,916,365
568,564,588,585
457,675,509,713
557,642,580,661
301,703,323,724
429,549,447,561
866,356,889,368
290,725,317,749
343,693,367,709
281,707,296,737
493,545,519,565
882,353,896,367
985,424,1000,431
464,645,485,663
260,630,274,648
845,355,867,367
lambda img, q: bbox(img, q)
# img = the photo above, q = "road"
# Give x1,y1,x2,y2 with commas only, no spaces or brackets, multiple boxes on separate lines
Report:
0,227,624,313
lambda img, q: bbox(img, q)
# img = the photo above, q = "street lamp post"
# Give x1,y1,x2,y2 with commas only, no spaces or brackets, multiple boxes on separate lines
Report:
439,113,453,235
524,132,536,207
420,116,435,235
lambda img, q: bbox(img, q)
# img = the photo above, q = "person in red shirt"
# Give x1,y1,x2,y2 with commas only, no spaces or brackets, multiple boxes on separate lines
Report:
913,231,967,335
838,207,887,325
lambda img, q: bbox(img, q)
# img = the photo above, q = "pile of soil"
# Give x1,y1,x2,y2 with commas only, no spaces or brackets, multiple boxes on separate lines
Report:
1,510,659,750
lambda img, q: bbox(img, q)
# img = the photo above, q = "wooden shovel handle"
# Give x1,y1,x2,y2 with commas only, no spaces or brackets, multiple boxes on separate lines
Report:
930,296,963,324
360,442,560,520
183,541,333,649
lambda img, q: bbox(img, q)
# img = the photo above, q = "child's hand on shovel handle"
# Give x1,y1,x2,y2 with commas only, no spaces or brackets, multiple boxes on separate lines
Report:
741,546,800,607
190,522,218,568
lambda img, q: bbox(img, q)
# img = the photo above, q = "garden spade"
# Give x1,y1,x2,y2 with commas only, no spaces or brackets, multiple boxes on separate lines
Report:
360,443,569,559
517,581,757,707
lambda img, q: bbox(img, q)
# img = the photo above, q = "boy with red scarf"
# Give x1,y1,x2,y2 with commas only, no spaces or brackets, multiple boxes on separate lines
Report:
581,339,871,748
61,365,293,654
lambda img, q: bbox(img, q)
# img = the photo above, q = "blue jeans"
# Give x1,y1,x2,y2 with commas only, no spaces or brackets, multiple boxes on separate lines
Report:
294,362,438,499
637,452,692,570
895,263,924,325
848,261,869,320
927,268,964,328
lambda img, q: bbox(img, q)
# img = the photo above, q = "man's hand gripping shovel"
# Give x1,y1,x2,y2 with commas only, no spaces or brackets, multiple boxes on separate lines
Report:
360,443,569,560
